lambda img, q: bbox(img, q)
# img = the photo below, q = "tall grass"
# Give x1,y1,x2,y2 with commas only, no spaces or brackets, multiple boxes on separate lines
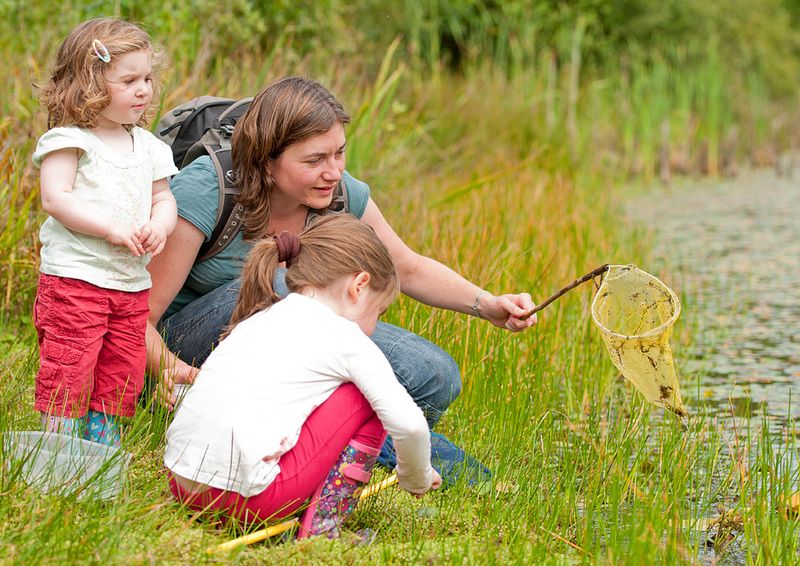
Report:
1,2,799,563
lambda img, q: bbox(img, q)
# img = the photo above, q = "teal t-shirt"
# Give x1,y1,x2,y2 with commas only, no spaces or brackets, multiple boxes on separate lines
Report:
165,155,370,317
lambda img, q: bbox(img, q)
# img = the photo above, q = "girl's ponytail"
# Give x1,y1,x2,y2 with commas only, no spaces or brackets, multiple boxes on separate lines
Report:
225,239,282,335
226,214,398,336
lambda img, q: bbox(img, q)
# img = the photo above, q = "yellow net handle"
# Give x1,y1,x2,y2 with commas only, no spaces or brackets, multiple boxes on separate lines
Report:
209,473,399,553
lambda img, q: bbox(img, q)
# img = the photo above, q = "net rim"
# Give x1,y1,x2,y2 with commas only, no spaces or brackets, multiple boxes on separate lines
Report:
590,264,681,340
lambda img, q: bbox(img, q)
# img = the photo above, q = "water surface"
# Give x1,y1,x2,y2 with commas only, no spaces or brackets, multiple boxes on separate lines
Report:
630,169,799,433
628,169,799,564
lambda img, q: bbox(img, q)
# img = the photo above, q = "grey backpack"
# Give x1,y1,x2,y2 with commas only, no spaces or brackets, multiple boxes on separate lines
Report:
156,97,250,263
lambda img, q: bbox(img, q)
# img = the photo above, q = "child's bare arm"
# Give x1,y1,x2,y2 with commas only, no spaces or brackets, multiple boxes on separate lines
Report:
40,148,144,256
138,178,177,257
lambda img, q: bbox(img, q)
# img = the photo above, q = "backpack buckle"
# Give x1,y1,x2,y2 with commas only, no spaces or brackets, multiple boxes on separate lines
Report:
219,123,235,138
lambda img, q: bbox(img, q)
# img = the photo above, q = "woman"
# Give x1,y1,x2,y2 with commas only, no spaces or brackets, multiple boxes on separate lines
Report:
146,76,536,470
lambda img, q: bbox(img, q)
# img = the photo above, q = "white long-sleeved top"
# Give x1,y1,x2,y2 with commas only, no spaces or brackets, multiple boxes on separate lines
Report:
164,293,433,496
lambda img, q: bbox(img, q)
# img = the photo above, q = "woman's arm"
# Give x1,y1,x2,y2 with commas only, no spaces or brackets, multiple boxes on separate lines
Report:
145,217,205,408
361,199,537,331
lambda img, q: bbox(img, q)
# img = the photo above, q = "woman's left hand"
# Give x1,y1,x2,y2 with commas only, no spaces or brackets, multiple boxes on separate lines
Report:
479,292,537,332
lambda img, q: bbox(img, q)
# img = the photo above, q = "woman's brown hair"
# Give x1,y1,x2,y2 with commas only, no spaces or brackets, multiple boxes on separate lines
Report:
226,214,399,334
232,76,350,241
40,18,160,129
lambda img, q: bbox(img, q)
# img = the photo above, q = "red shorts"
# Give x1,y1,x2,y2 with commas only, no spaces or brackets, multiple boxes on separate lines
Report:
33,274,149,418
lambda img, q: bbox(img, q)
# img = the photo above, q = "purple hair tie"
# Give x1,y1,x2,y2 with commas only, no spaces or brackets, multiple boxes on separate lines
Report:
273,231,300,267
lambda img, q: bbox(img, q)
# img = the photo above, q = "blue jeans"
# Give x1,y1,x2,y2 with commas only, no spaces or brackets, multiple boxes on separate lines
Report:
157,272,465,471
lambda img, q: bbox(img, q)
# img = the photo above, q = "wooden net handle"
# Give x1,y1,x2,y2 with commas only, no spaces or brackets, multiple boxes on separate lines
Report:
520,264,609,320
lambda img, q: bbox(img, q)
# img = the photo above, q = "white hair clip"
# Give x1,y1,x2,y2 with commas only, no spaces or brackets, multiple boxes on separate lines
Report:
91,39,111,63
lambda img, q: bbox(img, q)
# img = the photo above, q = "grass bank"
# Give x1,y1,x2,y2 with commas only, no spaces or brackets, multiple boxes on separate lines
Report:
2,3,800,564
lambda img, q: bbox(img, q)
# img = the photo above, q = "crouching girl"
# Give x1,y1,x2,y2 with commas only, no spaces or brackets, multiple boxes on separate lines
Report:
164,215,441,538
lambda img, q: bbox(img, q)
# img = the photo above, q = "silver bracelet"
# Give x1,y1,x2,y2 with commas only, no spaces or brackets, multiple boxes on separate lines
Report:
471,290,488,319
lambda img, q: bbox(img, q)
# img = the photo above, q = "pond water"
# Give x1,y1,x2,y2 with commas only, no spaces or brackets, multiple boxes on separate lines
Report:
631,169,799,434
628,168,799,563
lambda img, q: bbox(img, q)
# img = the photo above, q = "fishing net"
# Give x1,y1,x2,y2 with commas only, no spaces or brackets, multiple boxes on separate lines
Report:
591,264,688,417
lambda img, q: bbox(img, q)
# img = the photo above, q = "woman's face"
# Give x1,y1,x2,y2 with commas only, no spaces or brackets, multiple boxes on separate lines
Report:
268,123,346,211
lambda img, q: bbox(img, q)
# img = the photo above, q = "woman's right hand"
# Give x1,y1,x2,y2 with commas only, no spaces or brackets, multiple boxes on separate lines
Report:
155,359,199,410
146,217,206,410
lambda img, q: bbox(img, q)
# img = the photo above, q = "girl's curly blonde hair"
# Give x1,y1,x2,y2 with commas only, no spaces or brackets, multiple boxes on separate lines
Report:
40,17,162,129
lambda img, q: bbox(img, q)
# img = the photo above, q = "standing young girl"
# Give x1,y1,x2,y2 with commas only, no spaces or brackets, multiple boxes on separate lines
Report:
32,18,178,446
165,215,441,538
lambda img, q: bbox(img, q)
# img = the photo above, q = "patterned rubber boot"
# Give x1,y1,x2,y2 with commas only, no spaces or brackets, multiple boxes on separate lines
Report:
83,410,121,447
297,439,381,539
42,414,87,437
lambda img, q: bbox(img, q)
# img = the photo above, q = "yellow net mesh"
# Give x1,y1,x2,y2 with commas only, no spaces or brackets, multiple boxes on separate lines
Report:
590,265,688,417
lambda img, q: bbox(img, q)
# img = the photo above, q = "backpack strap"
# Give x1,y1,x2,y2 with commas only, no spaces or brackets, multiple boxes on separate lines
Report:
189,98,255,264
196,145,244,263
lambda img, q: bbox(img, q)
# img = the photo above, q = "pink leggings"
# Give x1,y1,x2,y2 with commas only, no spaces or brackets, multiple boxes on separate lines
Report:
169,383,385,524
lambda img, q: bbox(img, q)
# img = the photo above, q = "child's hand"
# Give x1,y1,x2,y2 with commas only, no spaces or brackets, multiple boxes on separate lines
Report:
411,469,443,498
137,220,169,257
430,469,442,491
105,222,145,256
262,437,292,464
